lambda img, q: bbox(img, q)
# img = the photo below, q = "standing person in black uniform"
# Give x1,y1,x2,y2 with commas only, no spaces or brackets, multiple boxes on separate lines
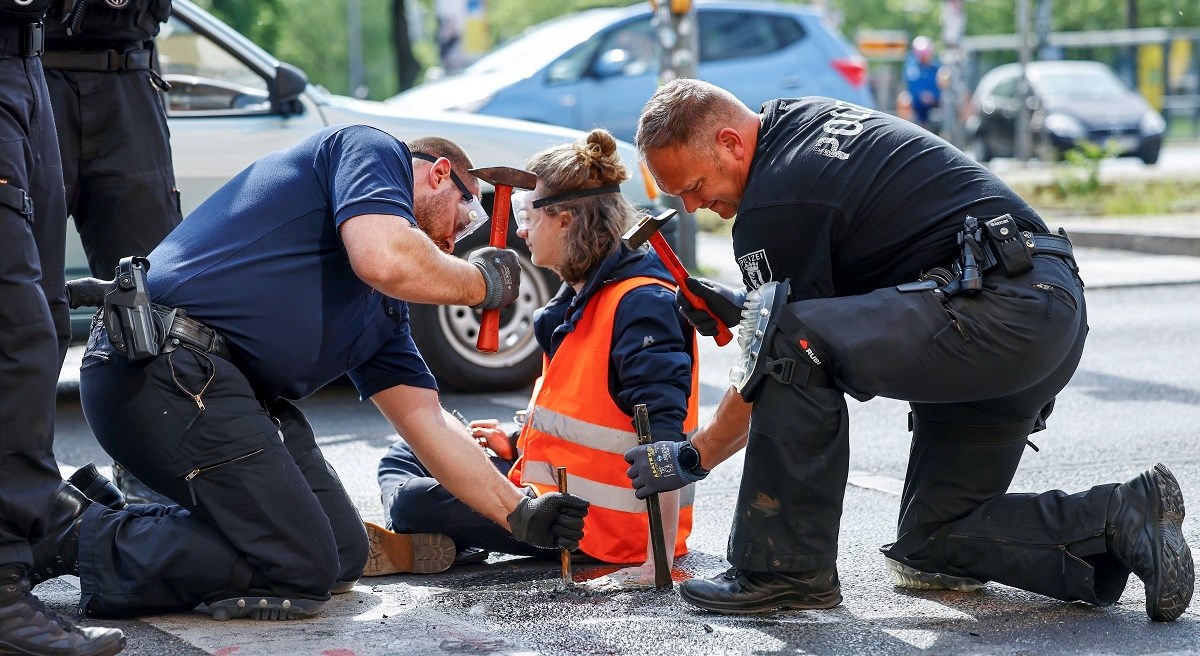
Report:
30,125,588,622
43,0,180,507
625,79,1193,620
44,0,179,278
0,1,125,654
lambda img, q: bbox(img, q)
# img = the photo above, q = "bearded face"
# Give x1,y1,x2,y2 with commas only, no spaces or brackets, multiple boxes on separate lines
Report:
413,183,459,252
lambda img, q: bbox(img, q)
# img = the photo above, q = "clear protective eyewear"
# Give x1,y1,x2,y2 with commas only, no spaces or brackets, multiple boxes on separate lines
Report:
511,189,538,230
413,151,490,242
511,184,622,231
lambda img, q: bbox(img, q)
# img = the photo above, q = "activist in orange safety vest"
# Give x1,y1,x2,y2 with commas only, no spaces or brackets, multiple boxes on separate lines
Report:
370,129,699,584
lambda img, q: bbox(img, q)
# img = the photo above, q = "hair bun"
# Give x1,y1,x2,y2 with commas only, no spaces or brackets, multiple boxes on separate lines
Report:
581,129,627,185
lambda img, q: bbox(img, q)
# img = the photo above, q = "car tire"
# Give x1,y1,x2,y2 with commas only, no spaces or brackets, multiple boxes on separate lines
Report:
1139,146,1160,165
408,206,562,393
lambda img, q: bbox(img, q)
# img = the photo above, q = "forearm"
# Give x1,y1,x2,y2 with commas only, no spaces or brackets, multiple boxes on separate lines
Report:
373,391,524,527
342,214,487,306
375,239,487,306
691,386,752,470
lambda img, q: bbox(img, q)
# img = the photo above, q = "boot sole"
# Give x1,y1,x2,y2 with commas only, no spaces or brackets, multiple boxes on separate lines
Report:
363,523,456,576
0,634,125,656
679,583,842,615
883,556,985,592
208,595,325,621
1145,463,1194,621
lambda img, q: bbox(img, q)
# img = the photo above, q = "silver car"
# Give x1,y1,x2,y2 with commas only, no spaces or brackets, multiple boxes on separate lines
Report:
63,0,662,392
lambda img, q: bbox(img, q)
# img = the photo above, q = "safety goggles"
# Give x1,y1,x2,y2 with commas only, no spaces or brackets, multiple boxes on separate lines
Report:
510,184,622,230
413,152,490,242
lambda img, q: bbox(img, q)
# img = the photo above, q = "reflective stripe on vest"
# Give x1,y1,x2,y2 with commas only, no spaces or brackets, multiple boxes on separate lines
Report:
522,460,695,515
507,275,700,563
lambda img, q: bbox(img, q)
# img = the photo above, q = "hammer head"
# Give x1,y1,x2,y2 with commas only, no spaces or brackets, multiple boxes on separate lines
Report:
467,166,537,191
621,209,678,250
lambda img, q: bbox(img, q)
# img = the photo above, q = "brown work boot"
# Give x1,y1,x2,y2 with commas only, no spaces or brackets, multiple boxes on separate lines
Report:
1106,463,1194,621
0,565,125,656
29,483,91,586
362,523,456,576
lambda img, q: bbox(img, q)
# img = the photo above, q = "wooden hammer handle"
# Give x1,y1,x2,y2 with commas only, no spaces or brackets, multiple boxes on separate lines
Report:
476,186,513,353
648,232,733,346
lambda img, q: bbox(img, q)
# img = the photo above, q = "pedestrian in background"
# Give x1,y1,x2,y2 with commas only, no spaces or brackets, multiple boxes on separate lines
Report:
904,35,941,131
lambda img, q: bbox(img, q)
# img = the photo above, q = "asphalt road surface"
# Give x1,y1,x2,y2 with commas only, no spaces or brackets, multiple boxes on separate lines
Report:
40,245,1200,655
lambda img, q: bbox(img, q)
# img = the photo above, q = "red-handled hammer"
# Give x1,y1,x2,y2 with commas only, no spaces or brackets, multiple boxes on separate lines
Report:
467,166,538,353
622,210,733,346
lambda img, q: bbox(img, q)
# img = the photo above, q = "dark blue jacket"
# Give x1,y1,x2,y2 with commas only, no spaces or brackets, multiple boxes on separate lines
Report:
534,244,694,440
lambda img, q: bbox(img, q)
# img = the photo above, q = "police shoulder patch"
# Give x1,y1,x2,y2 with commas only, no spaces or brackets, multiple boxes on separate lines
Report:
737,249,773,289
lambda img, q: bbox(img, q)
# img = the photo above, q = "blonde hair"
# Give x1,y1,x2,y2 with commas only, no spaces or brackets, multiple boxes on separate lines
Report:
635,78,748,154
526,129,637,284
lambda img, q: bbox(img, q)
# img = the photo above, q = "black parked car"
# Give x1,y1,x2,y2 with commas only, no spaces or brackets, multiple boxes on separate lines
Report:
966,60,1165,164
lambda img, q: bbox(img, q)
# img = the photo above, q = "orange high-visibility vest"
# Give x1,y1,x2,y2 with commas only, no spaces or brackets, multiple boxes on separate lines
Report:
508,276,700,564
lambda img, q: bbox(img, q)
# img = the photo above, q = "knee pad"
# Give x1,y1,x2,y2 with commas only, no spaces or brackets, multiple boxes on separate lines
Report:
729,279,834,402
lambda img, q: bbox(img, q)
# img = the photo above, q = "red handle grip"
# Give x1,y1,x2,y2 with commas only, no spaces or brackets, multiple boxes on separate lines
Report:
476,186,512,353
648,232,733,346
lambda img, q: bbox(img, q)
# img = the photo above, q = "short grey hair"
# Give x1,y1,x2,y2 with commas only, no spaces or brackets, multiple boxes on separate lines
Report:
635,79,748,153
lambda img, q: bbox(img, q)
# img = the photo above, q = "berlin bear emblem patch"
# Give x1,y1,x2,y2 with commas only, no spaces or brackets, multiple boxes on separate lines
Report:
737,249,773,289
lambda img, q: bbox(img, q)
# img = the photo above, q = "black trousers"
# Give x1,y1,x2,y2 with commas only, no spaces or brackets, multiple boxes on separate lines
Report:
733,255,1124,605
0,35,71,569
45,51,181,278
77,323,368,617
378,441,556,559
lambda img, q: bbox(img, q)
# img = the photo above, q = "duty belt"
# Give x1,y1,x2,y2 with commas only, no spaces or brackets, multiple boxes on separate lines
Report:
153,305,232,360
42,44,151,71
0,22,44,57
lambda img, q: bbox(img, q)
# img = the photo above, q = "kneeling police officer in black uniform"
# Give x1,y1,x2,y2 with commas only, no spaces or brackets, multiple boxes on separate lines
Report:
626,79,1193,620
0,0,124,654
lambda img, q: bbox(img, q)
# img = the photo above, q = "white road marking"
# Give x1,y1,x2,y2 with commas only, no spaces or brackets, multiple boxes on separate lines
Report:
846,470,904,496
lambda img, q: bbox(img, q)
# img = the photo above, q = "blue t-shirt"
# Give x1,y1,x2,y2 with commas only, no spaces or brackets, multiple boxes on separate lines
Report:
148,125,438,400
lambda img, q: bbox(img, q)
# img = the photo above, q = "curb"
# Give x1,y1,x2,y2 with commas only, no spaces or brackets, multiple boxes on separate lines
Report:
1065,230,1200,258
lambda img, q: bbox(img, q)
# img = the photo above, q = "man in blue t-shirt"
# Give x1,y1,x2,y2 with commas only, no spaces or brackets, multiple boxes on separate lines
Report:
29,125,590,621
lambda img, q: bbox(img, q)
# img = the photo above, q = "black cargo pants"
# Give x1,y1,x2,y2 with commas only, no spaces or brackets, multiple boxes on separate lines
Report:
731,254,1127,605
0,26,71,570
45,41,181,278
76,322,368,617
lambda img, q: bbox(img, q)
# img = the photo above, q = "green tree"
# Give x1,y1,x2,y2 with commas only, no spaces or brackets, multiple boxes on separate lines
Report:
199,0,284,53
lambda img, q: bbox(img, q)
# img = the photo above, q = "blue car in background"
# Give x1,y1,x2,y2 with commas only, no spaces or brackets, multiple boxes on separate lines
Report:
387,1,874,143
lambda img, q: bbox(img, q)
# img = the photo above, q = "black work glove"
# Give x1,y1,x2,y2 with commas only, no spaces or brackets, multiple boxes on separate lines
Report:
469,247,521,310
507,491,590,550
624,439,708,500
676,277,746,336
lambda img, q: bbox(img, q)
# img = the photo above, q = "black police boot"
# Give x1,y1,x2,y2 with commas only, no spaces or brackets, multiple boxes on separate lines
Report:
678,566,842,614
1105,463,1194,621
0,565,125,656
29,483,90,586
67,463,126,510
111,462,173,506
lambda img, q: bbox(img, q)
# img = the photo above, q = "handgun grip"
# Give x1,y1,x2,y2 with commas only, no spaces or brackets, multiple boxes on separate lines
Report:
65,277,112,309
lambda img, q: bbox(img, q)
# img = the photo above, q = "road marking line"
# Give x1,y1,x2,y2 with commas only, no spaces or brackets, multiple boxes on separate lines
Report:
847,470,904,496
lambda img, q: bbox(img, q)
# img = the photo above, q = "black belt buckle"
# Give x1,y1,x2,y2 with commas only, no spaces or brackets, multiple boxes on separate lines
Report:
22,22,44,58
984,214,1034,277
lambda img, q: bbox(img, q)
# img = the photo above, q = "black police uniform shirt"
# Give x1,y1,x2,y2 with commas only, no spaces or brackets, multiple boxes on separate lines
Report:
1,0,50,22
148,125,436,401
732,97,1048,300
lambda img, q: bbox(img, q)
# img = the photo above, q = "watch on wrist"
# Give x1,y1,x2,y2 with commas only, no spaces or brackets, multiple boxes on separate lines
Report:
678,441,708,475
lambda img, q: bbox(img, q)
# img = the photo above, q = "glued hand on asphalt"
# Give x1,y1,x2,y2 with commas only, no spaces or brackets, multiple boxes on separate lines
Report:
507,491,589,550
